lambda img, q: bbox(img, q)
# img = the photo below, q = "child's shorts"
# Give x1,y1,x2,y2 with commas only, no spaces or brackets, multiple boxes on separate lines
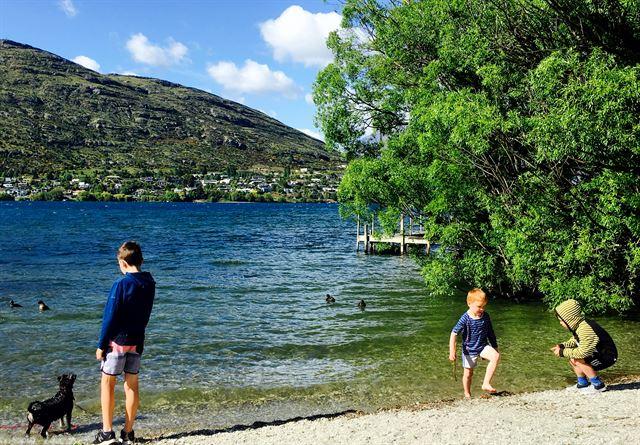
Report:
585,353,617,371
462,353,480,369
101,343,141,376
462,345,493,369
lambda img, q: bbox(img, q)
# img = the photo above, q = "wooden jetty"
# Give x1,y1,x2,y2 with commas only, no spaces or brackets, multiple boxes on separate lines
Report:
356,215,431,254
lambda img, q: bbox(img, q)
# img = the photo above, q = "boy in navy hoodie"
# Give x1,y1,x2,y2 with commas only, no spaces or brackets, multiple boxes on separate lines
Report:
93,241,155,445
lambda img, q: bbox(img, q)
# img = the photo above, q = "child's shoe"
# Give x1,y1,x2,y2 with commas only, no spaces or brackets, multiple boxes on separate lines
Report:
92,430,118,445
590,381,607,392
588,376,607,392
566,377,590,391
120,428,135,444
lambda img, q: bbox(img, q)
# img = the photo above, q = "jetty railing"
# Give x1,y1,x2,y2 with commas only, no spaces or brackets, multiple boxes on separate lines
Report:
356,215,431,255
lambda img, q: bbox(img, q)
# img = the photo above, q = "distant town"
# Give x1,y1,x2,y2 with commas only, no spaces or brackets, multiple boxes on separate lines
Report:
0,166,345,203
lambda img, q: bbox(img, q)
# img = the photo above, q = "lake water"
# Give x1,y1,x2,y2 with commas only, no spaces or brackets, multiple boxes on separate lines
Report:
1,202,639,431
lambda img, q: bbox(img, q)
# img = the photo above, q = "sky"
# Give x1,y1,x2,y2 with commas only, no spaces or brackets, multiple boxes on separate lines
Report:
0,0,346,140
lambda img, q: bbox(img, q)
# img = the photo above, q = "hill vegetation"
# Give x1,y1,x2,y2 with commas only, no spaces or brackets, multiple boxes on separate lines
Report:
0,39,339,178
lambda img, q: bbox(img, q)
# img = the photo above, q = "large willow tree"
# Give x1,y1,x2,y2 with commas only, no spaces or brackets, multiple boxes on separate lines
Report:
314,0,640,313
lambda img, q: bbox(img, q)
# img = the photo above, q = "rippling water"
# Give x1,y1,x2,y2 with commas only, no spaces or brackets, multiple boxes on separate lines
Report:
1,202,639,429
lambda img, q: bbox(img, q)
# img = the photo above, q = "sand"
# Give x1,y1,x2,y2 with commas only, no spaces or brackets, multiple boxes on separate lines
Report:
3,377,639,445
151,379,640,445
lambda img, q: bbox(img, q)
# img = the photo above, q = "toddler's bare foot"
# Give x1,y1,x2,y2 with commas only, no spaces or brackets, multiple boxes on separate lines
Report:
464,393,471,399
482,384,497,393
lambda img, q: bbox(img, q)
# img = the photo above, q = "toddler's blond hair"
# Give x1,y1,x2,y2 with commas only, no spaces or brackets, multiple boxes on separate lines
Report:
467,288,487,305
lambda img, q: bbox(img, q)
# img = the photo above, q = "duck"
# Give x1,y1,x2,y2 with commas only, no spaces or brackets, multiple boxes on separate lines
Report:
9,299,22,308
357,299,366,310
325,294,336,303
37,300,50,312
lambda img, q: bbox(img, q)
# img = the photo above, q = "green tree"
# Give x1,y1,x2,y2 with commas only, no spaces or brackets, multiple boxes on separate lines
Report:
76,191,97,201
162,191,182,202
32,187,66,201
315,0,640,313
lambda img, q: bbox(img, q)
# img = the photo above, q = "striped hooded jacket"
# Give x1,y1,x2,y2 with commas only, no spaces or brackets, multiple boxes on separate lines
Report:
555,299,599,359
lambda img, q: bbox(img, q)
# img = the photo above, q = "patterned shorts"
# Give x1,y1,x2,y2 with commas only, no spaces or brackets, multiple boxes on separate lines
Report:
101,342,141,375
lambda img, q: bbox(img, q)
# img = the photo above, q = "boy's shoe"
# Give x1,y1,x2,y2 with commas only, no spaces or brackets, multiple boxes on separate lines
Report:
565,383,589,391
591,381,607,392
582,383,607,393
577,381,591,389
92,430,118,445
120,429,135,444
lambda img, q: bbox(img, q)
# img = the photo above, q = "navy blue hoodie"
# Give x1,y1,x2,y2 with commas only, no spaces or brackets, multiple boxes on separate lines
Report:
97,272,156,352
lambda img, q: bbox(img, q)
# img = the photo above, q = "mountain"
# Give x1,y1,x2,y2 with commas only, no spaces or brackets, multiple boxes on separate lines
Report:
0,40,338,176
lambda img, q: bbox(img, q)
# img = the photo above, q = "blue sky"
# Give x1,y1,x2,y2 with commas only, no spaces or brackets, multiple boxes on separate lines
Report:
0,0,345,140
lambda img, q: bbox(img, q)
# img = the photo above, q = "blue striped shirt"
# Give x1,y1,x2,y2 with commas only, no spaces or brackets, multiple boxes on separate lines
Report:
452,312,498,355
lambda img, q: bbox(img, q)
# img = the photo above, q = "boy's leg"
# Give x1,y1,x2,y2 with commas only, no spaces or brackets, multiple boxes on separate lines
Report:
569,358,597,379
123,373,139,433
462,368,473,399
100,373,117,431
569,358,606,390
479,346,500,392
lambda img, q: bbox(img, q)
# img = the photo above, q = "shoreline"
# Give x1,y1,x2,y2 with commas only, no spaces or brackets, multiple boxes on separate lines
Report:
3,375,638,445
151,375,640,445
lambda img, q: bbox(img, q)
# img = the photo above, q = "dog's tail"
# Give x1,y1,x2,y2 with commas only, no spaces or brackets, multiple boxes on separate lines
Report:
27,401,43,414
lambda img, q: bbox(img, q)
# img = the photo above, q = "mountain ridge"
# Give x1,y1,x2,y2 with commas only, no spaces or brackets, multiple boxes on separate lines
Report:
0,39,337,176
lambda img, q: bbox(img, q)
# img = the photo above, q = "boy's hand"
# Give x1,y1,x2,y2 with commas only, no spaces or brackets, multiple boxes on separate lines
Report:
550,345,561,356
96,348,104,361
449,352,456,361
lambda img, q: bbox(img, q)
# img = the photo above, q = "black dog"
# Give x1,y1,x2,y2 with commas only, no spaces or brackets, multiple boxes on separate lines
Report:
26,373,76,438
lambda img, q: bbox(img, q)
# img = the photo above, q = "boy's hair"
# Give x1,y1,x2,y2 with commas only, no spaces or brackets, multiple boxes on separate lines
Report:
467,288,487,305
117,241,143,267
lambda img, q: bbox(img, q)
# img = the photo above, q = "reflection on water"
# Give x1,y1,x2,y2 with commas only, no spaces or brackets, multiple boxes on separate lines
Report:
0,202,638,428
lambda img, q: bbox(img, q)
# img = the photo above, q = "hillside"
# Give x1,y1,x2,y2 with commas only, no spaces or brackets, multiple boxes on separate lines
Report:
0,39,338,176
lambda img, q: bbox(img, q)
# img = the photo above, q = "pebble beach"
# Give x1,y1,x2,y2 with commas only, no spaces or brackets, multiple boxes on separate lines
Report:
151,377,640,445
3,376,638,445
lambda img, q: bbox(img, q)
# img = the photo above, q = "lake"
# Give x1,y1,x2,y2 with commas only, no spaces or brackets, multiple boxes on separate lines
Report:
1,202,638,430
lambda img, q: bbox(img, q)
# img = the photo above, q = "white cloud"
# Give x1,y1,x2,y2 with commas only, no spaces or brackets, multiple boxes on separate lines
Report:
59,0,77,17
119,71,139,76
207,59,300,98
299,128,323,141
72,55,100,72
125,33,188,67
260,5,341,67
305,93,314,105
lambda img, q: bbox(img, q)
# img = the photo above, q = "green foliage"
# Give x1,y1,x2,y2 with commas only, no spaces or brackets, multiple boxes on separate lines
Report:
76,191,97,201
317,0,640,313
31,187,65,201
162,191,181,202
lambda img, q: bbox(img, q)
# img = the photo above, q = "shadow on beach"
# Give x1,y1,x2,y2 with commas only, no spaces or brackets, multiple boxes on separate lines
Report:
607,381,640,391
138,410,358,443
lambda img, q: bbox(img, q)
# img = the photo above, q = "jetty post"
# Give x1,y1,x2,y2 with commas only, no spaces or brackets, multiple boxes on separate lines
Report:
400,214,405,255
356,217,360,252
364,223,370,253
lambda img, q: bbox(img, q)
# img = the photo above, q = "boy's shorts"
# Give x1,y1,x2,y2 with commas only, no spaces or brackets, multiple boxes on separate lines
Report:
462,345,493,369
101,343,141,376
585,353,616,371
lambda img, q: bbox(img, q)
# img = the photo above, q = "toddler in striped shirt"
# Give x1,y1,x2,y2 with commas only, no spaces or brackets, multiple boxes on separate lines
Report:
449,288,500,398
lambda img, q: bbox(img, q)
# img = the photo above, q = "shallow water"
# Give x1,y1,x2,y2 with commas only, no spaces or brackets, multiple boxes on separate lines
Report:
0,202,639,430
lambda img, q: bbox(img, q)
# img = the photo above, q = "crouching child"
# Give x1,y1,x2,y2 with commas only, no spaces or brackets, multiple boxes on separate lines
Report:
551,299,617,392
